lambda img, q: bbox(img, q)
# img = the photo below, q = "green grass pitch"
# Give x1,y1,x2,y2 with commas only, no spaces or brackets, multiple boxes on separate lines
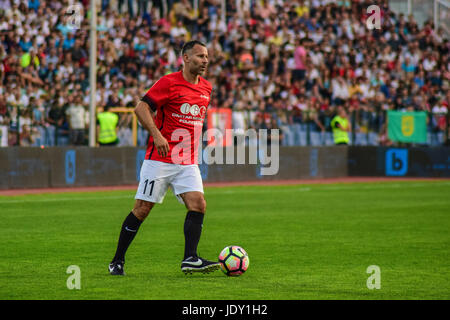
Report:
0,180,449,300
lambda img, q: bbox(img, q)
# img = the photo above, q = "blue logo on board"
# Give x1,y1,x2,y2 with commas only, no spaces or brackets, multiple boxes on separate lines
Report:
136,149,146,181
310,148,318,177
385,149,408,176
65,150,76,184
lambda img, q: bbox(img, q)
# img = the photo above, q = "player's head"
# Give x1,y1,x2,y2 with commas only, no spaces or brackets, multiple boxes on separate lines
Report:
181,40,208,76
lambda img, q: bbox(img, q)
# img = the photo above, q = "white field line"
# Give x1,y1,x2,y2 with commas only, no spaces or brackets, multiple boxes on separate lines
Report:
0,194,132,204
207,181,450,194
0,182,449,204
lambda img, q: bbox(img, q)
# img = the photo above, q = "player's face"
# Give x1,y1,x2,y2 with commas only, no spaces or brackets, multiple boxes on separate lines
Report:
185,45,209,76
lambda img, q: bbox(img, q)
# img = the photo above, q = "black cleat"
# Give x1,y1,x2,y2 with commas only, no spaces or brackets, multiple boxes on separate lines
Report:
181,256,221,274
109,260,125,275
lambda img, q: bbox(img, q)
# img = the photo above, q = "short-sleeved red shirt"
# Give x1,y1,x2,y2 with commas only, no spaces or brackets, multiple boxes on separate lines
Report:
141,71,212,165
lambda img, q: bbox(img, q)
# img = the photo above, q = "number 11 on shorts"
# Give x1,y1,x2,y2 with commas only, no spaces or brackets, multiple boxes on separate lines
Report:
142,179,155,196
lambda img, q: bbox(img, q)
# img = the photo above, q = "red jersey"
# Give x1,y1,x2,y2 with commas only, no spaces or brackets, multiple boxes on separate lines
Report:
141,71,212,165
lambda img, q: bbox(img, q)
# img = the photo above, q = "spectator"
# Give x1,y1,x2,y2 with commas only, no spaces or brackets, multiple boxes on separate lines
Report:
0,0,448,148
331,76,350,106
0,93,9,147
97,105,119,146
46,100,65,146
292,38,308,82
267,117,282,146
19,107,34,146
331,105,351,146
30,96,46,146
431,100,448,145
117,112,133,146
66,94,88,146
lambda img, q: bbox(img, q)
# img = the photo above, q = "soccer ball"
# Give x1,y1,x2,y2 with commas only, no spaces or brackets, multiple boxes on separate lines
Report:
218,246,249,276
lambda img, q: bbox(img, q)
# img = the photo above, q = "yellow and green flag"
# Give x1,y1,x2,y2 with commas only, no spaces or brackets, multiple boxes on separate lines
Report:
387,111,427,143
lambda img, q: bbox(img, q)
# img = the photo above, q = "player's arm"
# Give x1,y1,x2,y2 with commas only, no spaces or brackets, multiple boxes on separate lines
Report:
134,100,169,157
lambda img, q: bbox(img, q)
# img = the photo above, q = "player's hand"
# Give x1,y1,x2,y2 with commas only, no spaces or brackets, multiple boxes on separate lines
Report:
154,133,169,157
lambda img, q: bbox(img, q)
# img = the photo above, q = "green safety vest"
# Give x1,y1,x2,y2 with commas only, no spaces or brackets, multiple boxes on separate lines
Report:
330,116,349,144
97,112,118,144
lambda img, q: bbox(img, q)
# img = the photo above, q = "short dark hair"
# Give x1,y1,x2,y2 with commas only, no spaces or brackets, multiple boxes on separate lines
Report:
181,40,206,55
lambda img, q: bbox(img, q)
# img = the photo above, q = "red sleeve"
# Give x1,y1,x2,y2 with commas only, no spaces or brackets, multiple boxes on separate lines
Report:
141,76,170,112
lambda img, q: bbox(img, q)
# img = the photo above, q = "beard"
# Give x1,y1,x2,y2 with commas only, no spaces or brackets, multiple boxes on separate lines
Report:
196,64,207,75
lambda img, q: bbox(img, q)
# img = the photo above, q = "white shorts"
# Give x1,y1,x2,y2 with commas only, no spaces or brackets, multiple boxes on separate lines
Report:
135,160,204,204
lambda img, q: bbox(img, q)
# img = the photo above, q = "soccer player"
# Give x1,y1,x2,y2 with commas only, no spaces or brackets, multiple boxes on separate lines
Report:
109,40,220,275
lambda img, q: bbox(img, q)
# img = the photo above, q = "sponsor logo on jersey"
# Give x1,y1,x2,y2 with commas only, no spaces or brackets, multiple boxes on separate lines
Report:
180,103,207,118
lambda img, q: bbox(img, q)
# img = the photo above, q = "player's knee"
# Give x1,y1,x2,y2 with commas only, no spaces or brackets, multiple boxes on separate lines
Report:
133,200,155,221
198,198,207,214
196,197,206,213
187,196,206,214
132,208,150,221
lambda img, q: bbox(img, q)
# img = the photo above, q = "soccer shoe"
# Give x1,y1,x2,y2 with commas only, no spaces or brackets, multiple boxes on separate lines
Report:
109,260,125,275
181,256,221,274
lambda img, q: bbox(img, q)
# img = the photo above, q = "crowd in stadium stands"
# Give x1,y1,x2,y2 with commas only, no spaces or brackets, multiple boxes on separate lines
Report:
0,0,449,147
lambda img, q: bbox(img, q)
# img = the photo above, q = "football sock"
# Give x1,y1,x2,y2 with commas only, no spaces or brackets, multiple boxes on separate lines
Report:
183,211,205,260
112,211,143,262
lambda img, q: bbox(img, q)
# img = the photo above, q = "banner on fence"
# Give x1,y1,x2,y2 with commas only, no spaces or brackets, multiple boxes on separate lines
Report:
387,111,427,143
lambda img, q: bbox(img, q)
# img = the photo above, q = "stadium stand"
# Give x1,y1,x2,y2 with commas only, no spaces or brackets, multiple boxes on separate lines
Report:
0,0,448,147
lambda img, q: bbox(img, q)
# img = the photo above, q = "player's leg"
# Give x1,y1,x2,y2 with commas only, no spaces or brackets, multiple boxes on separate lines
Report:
171,165,220,273
179,191,206,259
109,160,171,275
109,200,154,275
171,166,206,260
178,191,220,273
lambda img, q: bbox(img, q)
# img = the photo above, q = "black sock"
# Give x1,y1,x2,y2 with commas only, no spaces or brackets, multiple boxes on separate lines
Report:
112,212,143,263
183,211,204,260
